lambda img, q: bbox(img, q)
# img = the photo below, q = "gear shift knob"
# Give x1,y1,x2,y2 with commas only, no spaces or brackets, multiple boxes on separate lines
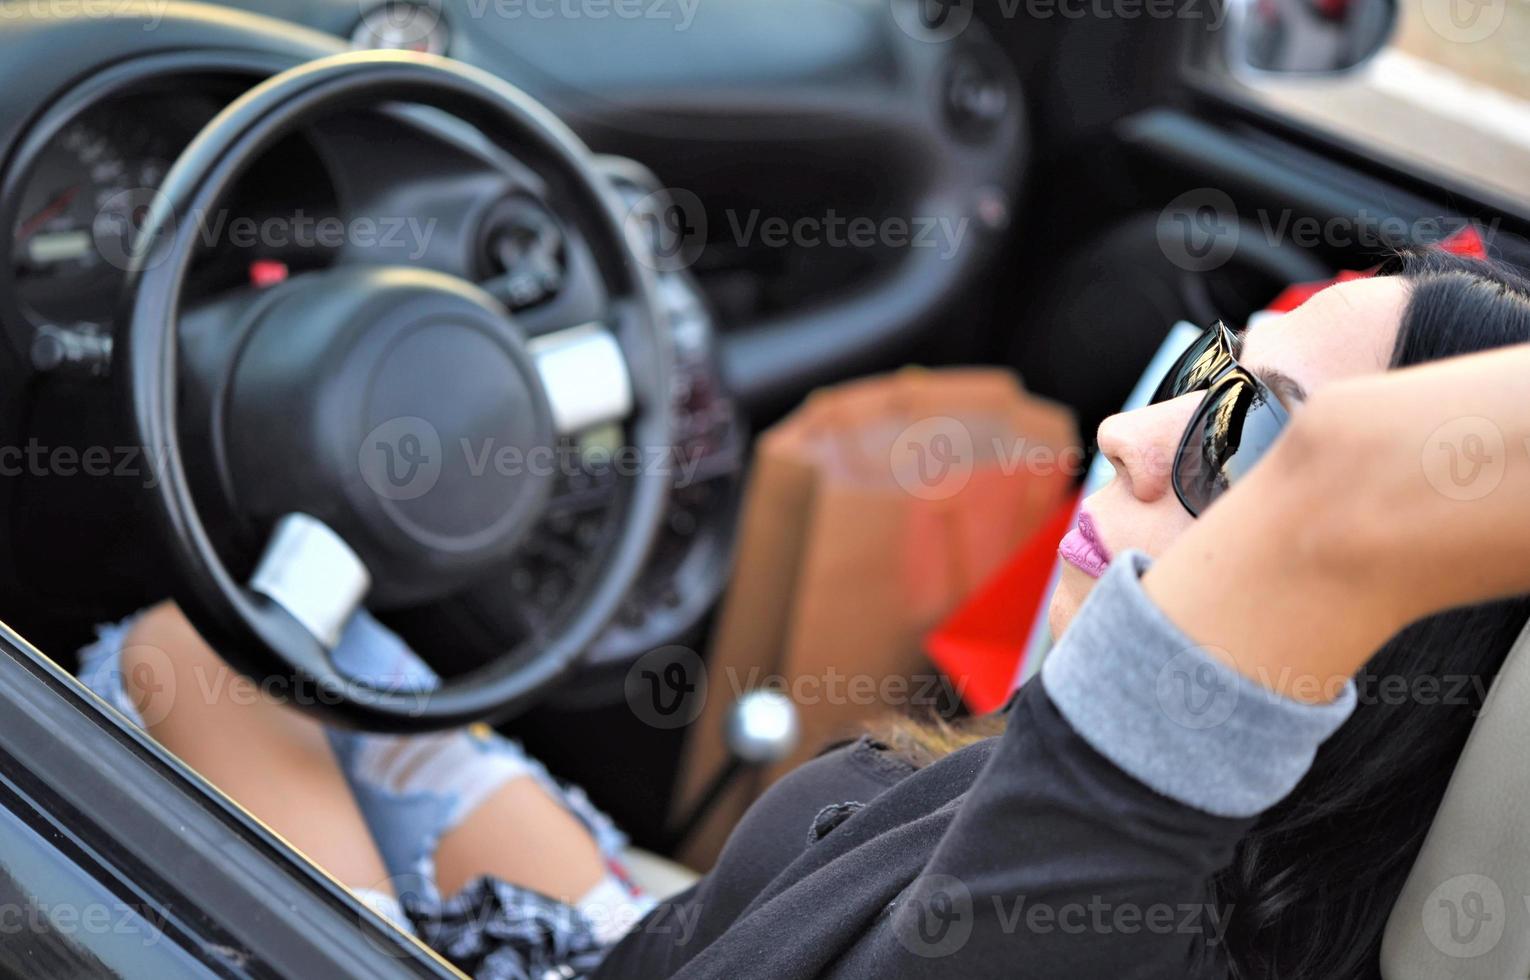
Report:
724,690,799,765
668,690,801,850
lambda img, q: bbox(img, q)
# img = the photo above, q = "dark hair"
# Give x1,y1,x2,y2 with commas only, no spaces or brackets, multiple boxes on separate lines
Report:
1218,247,1530,979
875,246,1530,979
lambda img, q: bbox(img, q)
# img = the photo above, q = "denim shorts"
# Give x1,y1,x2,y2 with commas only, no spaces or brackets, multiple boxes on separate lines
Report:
77,610,652,978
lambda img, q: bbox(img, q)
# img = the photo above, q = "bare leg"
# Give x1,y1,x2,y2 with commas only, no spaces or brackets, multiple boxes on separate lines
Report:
122,603,394,894
122,603,608,904
432,773,606,900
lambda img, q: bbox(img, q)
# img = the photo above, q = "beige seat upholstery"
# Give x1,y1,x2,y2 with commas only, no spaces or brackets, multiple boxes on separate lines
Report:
621,847,701,901
1381,618,1530,977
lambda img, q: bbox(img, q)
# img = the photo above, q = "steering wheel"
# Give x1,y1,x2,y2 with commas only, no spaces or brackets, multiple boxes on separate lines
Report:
119,51,673,731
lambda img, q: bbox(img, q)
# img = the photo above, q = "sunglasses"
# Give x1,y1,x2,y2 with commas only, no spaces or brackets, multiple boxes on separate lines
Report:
1150,321,1291,517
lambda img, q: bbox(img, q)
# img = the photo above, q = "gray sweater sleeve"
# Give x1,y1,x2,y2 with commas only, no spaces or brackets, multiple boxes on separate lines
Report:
1042,550,1357,817
844,551,1358,979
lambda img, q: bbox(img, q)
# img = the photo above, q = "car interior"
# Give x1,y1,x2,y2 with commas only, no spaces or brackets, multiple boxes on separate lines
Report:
0,0,1525,976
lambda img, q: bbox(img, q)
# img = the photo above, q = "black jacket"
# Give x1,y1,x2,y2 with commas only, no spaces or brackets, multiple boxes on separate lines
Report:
597,683,1245,979
594,553,1357,979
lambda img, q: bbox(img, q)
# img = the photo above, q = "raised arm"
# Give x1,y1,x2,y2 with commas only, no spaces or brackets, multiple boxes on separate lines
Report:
601,344,1530,979
903,342,1530,979
1145,341,1530,696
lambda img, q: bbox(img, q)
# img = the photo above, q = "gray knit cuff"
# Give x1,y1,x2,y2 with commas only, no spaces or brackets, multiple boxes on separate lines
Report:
1041,551,1357,818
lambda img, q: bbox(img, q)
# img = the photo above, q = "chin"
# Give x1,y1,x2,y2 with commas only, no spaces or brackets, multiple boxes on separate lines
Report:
1046,564,1095,640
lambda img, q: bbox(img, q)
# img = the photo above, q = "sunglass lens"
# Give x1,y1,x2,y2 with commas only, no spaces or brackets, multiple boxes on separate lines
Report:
1173,378,1289,516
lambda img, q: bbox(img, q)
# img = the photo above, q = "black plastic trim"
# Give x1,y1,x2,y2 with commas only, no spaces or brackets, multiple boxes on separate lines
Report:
1177,63,1530,236
1117,107,1530,269
0,619,456,977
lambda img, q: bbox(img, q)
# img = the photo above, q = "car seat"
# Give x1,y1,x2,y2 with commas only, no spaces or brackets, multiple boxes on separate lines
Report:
1381,615,1530,976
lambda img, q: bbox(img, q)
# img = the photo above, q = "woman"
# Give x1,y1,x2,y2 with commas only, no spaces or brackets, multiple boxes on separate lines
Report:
79,248,1530,978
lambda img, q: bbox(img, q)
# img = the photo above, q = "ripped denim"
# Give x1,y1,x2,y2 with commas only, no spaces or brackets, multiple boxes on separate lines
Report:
77,609,654,978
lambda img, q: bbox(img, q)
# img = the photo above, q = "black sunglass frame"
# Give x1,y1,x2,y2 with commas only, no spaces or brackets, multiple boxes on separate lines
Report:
1153,321,1291,518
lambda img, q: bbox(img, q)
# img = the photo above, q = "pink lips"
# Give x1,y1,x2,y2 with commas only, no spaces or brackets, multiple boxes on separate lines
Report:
1058,511,1113,579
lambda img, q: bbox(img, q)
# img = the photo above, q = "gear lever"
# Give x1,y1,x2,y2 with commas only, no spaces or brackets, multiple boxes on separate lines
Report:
667,691,800,850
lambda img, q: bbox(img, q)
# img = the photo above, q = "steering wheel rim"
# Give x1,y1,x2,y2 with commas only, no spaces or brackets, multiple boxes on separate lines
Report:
119,50,673,731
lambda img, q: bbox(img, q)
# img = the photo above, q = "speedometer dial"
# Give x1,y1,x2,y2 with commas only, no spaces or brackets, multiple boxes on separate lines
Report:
11,110,176,335
352,3,450,56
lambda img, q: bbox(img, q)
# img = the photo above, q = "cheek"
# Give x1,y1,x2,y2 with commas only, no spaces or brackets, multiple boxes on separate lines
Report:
1130,506,1197,559
1090,487,1198,563
1047,494,1197,638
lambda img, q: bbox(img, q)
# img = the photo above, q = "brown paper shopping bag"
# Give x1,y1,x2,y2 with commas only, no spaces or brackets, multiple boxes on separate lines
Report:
674,368,1079,868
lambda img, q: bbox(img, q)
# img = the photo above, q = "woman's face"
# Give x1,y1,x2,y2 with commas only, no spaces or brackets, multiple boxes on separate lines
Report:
1048,276,1412,637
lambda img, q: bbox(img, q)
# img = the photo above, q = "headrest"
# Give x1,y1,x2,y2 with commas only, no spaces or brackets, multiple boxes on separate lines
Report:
1382,616,1530,976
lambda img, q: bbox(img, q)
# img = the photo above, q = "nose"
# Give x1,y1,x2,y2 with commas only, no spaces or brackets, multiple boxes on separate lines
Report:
1095,397,1197,503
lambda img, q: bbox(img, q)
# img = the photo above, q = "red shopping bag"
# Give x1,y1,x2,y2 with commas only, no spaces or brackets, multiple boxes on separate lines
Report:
924,492,1078,713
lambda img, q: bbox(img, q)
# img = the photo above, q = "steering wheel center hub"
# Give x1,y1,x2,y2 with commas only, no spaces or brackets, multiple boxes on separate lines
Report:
223,266,556,606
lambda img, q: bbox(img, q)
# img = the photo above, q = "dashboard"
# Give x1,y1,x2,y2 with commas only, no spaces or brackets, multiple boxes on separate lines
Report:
11,94,189,342
6,83,339,373
0,1,1024,690
0,52,744,688
0,1,1025,411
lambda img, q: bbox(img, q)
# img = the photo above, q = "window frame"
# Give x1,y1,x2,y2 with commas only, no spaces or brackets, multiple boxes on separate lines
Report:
0,621,459,979
1176,17,1530,231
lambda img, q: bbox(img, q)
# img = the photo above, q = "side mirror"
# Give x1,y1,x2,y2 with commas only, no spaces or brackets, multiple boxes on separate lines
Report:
1227,0,1398,76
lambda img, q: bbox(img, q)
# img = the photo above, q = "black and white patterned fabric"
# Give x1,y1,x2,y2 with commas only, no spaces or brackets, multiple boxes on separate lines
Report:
403,875,613,980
